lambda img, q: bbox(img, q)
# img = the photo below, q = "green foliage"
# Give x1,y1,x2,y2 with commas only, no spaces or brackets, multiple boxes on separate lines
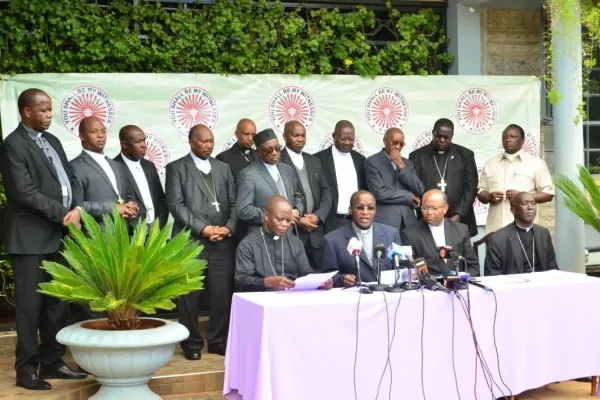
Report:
0,0,453,77
554,165,600,233
38,208,206,329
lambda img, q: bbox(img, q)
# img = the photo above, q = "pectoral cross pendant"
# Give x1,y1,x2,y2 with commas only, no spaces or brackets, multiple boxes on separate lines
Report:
212,200,221,212
438,179,447,192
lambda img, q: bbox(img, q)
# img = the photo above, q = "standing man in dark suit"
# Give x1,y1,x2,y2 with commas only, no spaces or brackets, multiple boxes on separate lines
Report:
314,120,367,233
166,124,237,360
236,129,303,234
215,118,257,179
401,189,479,277
113,125,168,229
0,89,87,390
321,190,402,287
485,192,558,275
70,117,138,228
365,127,424,231
280,121,332,271
409,118,478,237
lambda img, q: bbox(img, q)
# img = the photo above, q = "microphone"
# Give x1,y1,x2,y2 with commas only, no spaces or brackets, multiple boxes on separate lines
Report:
401,252,421,291
347,237,362,256
469,278,494,292
347,237,371,294
369,244,387,291
415,258,450,293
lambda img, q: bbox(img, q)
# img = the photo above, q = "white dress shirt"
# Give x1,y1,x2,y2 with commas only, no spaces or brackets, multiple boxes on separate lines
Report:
122,153,155,224
287,149,305,170
263,162,281,183
428,221,446,247
84,150,119,195
352,222,373,266
332,145,358,214
190,151,211,174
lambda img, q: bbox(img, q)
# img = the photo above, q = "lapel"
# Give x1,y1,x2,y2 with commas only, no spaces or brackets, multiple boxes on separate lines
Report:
507,224,524,273
419,221,439,260
378,150,396,185
419,220,448,273
532,225,545,270
350,151,363,187
303,153,320,195
325,147,338,192
115,155,144,204
20,129,59,180
183,155,210,199
257,162,280,194
107,158,126,196
81,151,119,196
446,145,459,185
210,160,226,206
344,223,373,269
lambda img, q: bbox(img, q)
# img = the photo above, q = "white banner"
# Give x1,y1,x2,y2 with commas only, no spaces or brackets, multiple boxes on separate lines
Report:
0,73,541,225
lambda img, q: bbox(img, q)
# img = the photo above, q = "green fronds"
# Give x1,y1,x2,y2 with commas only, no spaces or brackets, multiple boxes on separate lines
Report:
554,165,600,234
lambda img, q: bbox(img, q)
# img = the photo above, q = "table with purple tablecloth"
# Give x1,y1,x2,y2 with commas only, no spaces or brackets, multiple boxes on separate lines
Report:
223,270,600,400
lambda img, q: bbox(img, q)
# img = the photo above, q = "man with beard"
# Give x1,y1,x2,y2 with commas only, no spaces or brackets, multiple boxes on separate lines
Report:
113,125,168,229
216,118,257,179
485,192,558,275
236,128,303,234
280,121,332,271
409,118,478,237
165,124,237,359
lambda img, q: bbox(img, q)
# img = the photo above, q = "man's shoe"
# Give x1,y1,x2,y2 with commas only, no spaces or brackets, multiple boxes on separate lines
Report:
184,352,201,361
39,365,88,380
208,347,226,356
16,373,52,390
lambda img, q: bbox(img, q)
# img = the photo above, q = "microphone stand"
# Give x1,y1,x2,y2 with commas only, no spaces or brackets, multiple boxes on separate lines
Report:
402,257,420,291
355,252,372,294
385,254,405,293
369,254,386,291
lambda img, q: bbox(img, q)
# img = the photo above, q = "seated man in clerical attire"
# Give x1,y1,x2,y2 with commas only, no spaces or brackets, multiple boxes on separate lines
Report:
401,189,480,277
485,192,559,275
321,190,403,287
235,195,333,292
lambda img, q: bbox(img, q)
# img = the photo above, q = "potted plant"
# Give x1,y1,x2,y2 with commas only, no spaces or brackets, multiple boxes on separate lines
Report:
554,165,600,232
38,209,206,399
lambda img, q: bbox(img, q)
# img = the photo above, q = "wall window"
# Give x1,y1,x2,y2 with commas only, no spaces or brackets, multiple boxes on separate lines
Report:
585,59,600,174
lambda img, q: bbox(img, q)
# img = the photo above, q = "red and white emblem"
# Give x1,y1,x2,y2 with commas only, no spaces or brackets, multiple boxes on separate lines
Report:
169,87,218,136
318,134,364,155
365,87,409,134
144,134,171,180
268,86,316,132
455,88,497,135
411,130,433,151
222,135,239,151
497,130,539,156
473,167,489,215
61,86,115,136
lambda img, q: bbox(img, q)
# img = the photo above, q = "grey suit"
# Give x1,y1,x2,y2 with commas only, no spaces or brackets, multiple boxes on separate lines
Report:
365,150,424,231
70,151,134,225
236,161,303,232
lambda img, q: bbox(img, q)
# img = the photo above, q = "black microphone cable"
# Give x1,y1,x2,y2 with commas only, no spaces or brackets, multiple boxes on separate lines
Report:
353,289,363,400
374,289,392,400
491,290,513,397
450,292,462,400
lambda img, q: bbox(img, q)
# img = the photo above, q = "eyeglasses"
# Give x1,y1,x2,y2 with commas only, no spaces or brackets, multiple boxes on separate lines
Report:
354,205,376,211
261,145,283,154
421,206,443,212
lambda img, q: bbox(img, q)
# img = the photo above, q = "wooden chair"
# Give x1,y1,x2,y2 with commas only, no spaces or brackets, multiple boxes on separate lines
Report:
505,376,598,399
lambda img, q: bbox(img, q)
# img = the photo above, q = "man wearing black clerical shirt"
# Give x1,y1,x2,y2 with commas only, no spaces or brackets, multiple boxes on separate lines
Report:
409,118,478,237
166,124,237,360
321,190,403,287
235,196,333,291
0,89,87,390
484,192,558,275
401,189,480,277
215,118,257,179
280,121,332,271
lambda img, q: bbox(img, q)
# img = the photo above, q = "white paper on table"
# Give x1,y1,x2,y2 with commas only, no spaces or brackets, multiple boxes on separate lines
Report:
285,271,338,292
379,269,418,285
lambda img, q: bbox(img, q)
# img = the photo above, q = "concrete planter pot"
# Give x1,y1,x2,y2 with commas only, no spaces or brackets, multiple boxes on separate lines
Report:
57,317,189,399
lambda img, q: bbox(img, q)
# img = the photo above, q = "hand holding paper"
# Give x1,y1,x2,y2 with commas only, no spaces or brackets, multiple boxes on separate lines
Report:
286,271,337,292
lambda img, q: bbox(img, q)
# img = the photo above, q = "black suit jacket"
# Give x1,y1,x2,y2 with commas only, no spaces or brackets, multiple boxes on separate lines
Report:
280,148,332,248
113,154,168,228
401,219,480,277
0,124,81,255
484,223,558,275
409,143,478,237
215,144,257,179
313,146,367,233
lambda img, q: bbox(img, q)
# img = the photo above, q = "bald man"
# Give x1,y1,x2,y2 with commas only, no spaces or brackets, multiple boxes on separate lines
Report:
365,127,424,232
0,88,87,388
70,116,137,229
235,195,332,292
216,118,257,179
485,192,558,276
113,125,168,229
401,189,479,277
166,124,237,359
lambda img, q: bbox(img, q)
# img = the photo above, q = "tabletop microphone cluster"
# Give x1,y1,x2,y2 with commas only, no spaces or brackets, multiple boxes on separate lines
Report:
346,237,372,294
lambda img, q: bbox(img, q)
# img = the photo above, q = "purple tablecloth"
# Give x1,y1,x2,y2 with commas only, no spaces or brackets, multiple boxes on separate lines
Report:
223,270,600,400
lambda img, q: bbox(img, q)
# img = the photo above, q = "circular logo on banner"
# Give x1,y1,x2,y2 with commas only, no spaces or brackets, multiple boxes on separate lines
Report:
497,130,540,156
222,135,238,151
411,130,433,151
455,88,497,135
365,87,409,134
474,167,489,215
144,134,171,180
61,86,115,136
169,87,218,136
268,86,316,132
318,134,364,155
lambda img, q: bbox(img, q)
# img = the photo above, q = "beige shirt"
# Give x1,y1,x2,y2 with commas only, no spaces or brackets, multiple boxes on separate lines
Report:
478,150,554,234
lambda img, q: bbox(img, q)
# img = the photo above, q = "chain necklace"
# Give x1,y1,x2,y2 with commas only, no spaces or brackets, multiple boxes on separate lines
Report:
198,169,220,211
515,228,535,272
260,228,284,277
433,151,450,192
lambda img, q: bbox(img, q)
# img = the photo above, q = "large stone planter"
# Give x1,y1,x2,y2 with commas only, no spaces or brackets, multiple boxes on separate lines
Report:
57,317,189,399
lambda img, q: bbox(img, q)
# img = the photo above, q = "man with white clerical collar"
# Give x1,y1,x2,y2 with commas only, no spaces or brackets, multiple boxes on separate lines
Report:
484,192,558,275
235,195,333,292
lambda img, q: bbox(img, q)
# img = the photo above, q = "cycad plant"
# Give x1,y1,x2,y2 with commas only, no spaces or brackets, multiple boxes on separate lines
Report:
38,208,206,330
553,164,600,233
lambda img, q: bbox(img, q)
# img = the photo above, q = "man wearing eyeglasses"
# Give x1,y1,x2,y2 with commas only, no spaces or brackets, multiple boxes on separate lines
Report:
321,190,402,287
401,189,480,277
237,128,304,234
